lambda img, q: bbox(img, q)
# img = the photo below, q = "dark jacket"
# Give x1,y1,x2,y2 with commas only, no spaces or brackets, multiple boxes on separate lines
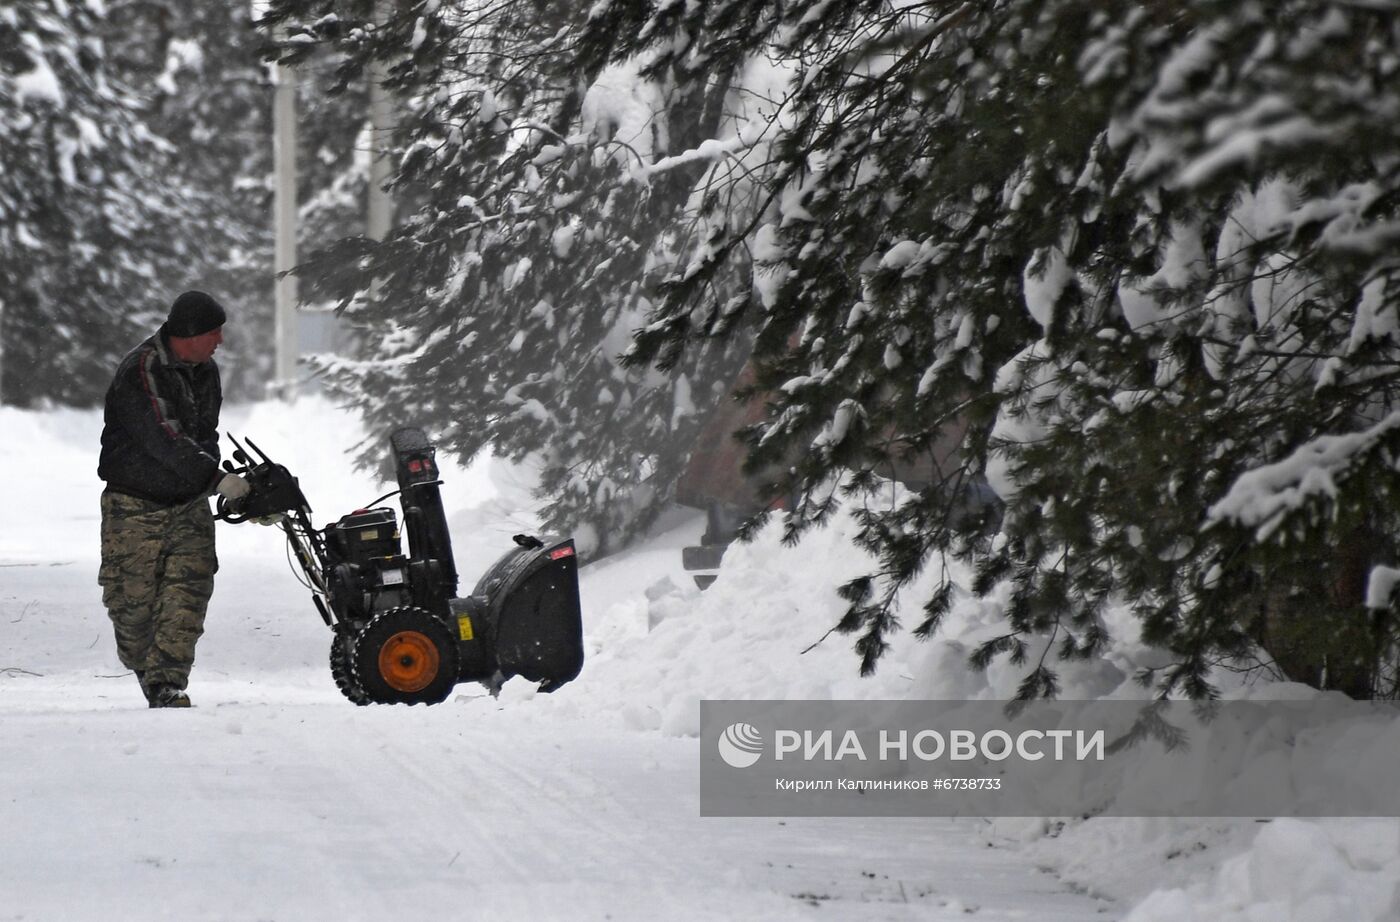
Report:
98,326,223,506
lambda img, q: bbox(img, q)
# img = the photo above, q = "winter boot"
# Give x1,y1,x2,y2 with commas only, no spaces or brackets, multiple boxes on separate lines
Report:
148,685,192,708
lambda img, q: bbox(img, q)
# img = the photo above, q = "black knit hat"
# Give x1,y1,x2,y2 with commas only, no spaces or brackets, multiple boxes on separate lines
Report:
166,290,227,338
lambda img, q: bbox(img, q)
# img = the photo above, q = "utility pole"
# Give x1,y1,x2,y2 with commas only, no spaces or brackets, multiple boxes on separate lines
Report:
367,0,395,299
272,27,299,401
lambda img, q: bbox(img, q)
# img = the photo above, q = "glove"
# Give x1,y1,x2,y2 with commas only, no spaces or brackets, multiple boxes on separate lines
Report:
253,513,285,527
217,472,251,501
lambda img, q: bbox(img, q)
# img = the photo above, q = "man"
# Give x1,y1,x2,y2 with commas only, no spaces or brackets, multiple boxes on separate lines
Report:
97,291,250,708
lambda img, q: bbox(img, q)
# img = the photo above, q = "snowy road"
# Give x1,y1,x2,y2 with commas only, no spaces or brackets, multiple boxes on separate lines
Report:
0,552,1111,921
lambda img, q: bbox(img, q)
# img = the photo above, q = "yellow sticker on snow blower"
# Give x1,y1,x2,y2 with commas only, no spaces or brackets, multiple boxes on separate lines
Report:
457,615,474,641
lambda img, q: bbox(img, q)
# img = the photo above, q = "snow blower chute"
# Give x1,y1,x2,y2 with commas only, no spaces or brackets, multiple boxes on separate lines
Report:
214,427,584,705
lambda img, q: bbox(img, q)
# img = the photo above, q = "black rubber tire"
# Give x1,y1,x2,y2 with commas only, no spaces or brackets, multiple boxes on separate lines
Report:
330,633,371,706
351,607,459,705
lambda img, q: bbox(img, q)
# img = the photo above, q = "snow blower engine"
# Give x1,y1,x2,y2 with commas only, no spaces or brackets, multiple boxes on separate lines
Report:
214,427,583,705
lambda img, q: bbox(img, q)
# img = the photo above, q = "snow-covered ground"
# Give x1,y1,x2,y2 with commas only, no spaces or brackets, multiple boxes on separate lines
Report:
1,398,1396,920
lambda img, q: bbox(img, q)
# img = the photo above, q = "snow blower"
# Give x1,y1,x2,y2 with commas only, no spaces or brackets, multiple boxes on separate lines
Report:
214,427,583,705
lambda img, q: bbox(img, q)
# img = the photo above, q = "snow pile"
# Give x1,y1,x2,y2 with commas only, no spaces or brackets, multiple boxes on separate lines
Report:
539,492,1134,738
1122,819,1400,922
544,479,1400,921
1019,736,1400,920
0,403,108,563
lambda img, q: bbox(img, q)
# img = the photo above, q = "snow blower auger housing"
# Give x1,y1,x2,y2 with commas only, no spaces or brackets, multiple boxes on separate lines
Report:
214,428,584,705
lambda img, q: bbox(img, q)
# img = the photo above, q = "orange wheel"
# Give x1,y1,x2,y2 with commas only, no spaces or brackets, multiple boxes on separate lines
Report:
377,630,441,693
351,607,459,705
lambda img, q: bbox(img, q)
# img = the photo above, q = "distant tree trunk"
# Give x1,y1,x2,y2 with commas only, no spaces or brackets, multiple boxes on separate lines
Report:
1252,525,1380,699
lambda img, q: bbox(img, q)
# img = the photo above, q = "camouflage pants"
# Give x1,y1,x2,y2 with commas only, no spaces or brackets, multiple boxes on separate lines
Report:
98,490,217,693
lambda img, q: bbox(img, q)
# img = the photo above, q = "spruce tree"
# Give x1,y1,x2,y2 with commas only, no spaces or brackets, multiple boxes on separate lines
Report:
102,0,277,397
1,0,274,404
0,0,171,404
260,0,1400,698
259,0,761,554
0,0,370,405
628,0,1400,698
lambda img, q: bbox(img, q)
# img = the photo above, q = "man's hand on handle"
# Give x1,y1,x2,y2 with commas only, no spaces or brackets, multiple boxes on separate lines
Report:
217,472,251,501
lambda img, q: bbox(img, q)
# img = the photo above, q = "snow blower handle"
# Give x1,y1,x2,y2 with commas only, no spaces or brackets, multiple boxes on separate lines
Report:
214,433,314,525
